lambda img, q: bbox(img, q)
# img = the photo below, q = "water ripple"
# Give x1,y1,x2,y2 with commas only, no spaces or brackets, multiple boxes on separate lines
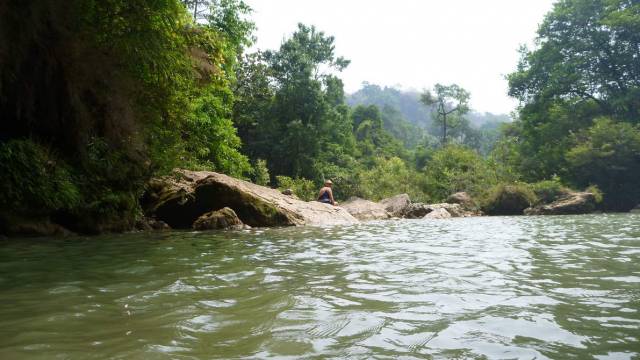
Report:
0,214,639,359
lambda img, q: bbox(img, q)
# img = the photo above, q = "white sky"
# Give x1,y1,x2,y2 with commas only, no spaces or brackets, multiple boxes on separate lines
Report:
245,0,556,114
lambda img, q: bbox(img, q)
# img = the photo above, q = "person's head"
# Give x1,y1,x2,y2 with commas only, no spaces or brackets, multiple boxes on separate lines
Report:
324,179,333,187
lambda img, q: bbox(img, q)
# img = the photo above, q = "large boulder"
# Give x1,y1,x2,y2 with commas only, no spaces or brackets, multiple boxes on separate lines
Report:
341,197,391,221
0,214,73,237
143,170,358,228
423,208,452,219
431,203,482,217
380,194,412,217
525,192,597,215
446,192,475,209
403,203,433,219
482,184,536,216
193,207,248,230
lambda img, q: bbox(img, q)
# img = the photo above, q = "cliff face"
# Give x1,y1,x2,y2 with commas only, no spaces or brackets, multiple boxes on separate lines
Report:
143,169,358,228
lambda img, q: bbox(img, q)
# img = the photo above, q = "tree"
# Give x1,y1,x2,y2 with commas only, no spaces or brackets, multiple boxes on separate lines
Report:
506,0,640,209
420,84,470,145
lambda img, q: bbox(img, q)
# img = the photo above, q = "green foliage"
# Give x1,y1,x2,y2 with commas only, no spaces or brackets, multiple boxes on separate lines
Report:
506,0,640,209
566,117,640,209
421,84,471,145
358,157,426,202
0,140,81,214
586,185,604,204
253,159,271,186
421,145,497,202
276,176,316,201
530,177,572,205
481,183,537,216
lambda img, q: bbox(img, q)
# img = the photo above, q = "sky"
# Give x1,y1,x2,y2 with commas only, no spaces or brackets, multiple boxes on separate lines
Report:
244,0,556,114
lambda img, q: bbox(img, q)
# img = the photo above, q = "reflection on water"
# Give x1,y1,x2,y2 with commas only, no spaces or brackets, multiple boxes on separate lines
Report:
0,214,638,359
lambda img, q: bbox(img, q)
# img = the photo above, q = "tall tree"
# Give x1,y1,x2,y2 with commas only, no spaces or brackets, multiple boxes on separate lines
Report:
420,84,470,145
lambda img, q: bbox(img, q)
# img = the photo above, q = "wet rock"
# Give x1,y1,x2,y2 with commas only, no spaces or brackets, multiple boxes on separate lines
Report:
0,214,74,237
380,194,412,217
193,207,248,230
403,203,433,219
135,217,171,231
525,192,597,215
143,169,358,228
423,208,451,219
341,197,391,221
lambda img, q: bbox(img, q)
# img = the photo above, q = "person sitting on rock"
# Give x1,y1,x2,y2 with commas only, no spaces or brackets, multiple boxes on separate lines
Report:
317,179,338,206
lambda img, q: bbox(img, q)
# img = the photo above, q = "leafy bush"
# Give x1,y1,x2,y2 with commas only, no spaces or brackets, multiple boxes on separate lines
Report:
359,157,427,202
585,185,604,204
481,183,537,215
421,145,497,201
253,159,271,186
0,139,81,214
530,177,571,205
276,176,316,201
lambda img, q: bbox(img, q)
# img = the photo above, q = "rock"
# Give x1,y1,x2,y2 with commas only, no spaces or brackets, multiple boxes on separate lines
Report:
483,185,536,215
341,197,391,221
0,214,74,237
143,169,358,228
446,192,475,209
193,207,248,230
423,208,451,219
135,217,171,231
380,194,411,217
428,203,481,217
403,203,433,219
525,192,597,215
281,188,293,196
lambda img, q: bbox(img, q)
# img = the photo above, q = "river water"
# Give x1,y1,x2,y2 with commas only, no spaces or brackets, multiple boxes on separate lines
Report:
0,214,639,359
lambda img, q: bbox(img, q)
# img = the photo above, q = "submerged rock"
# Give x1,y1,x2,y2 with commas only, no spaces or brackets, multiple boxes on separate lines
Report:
341,197,391,221
525,192,597,215
380,194,412,217
143,169,357,228
423,208,451,219
193,207,248,230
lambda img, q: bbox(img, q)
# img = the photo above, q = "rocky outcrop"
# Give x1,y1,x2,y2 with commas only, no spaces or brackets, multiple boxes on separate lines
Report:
193,207,248,230
403,203,432,219
446,192,475,209
0,214,74,237
424,208,451,219
143,170,358,228
340,197,391,221
135,217,171,231
380,194,411,217
525,192,597,215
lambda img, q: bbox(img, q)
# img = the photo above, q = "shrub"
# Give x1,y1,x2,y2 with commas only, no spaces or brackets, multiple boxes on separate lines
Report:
0,139,81,214
481,183,537,215
276,176,316,201
253,159,271,186
421,145,497,201
530,177,571,205
585,185,604,204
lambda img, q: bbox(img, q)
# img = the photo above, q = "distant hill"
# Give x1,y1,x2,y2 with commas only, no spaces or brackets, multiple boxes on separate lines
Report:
347,83,512,132
347,83,432,128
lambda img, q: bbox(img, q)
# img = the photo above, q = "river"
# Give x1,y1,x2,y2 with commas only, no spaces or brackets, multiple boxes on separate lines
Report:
0,214,638,359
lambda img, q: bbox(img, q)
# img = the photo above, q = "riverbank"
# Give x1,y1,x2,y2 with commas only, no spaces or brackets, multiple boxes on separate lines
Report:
0,169,608,238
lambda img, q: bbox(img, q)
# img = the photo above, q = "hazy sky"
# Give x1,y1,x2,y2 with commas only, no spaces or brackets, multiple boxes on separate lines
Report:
245,0,556,114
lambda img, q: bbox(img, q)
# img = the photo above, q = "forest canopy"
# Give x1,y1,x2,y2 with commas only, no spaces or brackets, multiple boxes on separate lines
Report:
0,0,638,234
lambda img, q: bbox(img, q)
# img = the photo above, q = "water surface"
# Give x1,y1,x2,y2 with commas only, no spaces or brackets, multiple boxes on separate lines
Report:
1,214,639,359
